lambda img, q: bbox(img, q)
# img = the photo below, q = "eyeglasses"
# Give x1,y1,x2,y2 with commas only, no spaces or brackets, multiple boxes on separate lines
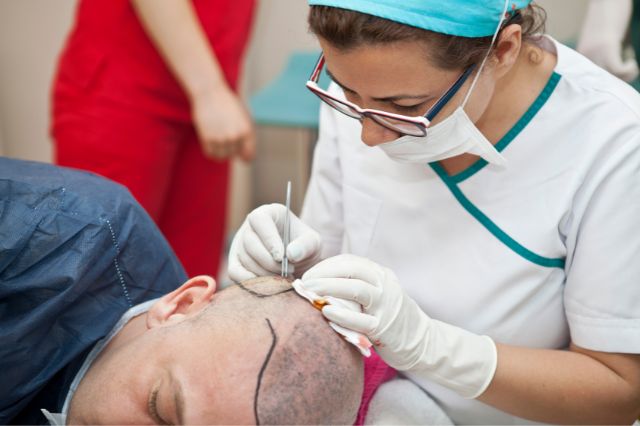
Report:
306,55,475,137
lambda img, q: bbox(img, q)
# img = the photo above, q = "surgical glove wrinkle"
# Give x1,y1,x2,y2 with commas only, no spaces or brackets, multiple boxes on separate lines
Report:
228,203,323,282
300,254,498,399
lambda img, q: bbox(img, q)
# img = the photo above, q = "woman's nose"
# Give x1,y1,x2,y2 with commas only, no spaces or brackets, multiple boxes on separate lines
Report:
360,117,401,147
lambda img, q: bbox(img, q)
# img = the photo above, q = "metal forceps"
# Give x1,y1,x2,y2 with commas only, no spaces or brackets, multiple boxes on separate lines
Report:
281,181,292,278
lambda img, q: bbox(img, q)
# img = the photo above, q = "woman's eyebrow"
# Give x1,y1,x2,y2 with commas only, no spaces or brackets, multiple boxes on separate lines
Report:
377,93,433,102
325,68,433,102
325,68,355,93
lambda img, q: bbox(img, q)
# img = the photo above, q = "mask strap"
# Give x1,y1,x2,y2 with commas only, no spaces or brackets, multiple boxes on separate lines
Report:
461,0,510,107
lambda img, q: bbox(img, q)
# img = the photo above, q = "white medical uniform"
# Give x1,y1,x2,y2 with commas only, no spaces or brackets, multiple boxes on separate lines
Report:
301,38,640,424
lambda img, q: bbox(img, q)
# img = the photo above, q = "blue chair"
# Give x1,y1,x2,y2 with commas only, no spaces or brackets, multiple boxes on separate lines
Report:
250,51,331,129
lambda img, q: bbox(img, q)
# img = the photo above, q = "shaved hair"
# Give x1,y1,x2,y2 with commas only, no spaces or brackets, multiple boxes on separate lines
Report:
194,276,364,425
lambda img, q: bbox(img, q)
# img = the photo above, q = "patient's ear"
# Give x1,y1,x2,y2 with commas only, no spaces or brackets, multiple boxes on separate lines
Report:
147,275,217,328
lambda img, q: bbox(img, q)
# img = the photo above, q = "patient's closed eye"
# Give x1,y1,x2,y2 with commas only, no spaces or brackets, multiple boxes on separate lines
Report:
149,385,171,425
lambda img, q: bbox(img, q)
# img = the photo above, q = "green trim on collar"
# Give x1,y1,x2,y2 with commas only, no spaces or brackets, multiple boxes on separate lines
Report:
446,71,562,184
430,162,566,269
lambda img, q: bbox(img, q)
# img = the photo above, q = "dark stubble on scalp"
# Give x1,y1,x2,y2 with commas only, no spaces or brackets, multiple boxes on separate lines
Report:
233,278,363,425
234,279,288,425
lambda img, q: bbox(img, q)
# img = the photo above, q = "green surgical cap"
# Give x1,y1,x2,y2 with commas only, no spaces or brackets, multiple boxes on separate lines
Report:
307,0,533,38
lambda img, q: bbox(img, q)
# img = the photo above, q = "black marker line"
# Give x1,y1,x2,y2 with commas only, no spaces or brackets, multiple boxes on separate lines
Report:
254,318,277,426
236,281,295,298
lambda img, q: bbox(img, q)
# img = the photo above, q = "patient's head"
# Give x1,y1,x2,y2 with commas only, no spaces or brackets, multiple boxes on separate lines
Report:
67,276,364,425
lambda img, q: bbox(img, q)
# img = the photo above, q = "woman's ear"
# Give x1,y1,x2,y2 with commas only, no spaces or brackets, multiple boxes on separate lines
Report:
147,275,217,328
492,24,523,77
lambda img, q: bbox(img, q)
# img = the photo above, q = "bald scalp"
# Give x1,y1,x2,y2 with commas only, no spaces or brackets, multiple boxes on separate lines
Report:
197,276,364,425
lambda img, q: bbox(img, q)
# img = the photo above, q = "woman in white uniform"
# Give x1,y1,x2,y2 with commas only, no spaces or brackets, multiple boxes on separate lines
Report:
229,1,640,423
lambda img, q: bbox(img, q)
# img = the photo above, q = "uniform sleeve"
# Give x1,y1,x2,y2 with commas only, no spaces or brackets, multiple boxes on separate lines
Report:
563,134,640,354
301,83,346,259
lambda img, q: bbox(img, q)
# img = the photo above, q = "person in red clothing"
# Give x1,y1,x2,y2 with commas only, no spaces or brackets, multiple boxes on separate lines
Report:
52,0,256,277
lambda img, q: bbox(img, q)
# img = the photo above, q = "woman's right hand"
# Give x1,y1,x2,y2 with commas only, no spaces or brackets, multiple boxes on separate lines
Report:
228,204,323,282
191,88,256,161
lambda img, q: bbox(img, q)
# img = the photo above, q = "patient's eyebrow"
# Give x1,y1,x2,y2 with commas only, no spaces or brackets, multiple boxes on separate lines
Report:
236,281,294,298
254,318,277,426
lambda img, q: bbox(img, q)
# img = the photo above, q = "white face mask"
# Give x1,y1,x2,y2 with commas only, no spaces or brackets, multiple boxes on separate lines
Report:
377,106,507,165
378,0,509,167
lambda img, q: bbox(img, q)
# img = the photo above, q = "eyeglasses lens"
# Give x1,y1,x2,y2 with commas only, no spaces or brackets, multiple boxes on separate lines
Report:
315,92,361,119
312,89,426,137
370,114,426,136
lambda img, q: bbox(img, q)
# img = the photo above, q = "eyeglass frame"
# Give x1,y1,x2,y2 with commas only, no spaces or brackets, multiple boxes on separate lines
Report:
305,54,476,137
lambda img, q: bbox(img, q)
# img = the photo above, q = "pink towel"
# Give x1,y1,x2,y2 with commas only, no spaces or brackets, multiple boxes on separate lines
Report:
355,351,396,425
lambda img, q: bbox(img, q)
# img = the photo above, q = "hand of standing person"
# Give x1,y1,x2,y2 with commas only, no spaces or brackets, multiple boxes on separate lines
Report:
132,0,255,161
191,87,256,161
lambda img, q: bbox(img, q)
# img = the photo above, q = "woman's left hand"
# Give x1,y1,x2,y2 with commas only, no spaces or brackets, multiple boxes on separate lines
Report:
299,254,498,398
300,254,419,361
192,88,256,162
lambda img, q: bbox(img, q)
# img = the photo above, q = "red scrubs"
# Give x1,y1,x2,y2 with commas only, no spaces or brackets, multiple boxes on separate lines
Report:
52,0,256,277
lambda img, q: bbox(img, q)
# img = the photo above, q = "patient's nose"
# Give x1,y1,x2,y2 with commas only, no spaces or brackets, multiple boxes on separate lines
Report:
360,117,401,147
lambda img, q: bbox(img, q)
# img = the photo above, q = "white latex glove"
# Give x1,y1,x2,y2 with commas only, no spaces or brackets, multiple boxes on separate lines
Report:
577,0,639,82
300,254,498,399
228,203,322,282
